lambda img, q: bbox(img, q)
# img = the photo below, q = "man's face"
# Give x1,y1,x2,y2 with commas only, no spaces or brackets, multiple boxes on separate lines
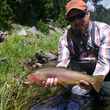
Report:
70,11,90,32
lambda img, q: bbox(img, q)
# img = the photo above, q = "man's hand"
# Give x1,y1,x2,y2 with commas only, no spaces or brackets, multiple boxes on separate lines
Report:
79,80,92,90
42,77,58,88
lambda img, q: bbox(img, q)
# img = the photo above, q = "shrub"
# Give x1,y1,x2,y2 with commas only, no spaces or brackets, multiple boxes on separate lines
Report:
0,0,13,30
37,20,49,34
55,9,68,28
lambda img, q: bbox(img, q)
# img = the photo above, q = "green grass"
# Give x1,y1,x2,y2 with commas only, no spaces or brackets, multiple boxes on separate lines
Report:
0,32,61,110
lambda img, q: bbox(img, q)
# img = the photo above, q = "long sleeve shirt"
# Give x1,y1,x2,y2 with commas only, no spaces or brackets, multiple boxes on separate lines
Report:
57,21,110,76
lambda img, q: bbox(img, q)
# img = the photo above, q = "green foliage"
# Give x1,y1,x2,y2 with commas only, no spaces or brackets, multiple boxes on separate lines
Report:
0,0,69,28
52,0,69,27
10,0,54,25
0,32,60,77
92,5,110,24
0,32,60,109
1,0,109,29
37,20,49,35
55,8,68,28
36,32,60,53
0,74,62,110
0,0,54,27
0,0,13,30
0,77,33,110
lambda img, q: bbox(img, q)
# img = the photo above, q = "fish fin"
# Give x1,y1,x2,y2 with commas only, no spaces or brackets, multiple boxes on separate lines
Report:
92,75,105,93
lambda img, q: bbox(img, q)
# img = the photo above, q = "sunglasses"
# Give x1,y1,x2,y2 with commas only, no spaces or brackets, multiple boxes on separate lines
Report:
66,12,86,22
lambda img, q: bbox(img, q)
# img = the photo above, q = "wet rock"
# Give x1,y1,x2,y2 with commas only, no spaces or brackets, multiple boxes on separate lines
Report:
35,52,48,64
27,26,38,35
17,28,27,36
0,31,7,42
24,51,57,71
11,24,38,36
45,52,57,61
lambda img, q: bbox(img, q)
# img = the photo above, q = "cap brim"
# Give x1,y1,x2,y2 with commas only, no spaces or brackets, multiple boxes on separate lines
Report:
65,8,86,19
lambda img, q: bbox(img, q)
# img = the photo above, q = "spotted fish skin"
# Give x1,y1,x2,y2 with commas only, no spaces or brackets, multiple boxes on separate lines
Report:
26,67,104,93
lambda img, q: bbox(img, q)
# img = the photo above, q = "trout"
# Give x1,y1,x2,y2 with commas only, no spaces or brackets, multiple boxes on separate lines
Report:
25,67,104,93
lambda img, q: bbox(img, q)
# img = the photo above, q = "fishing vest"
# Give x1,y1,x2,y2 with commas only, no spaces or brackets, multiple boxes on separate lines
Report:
67,27,98,62
67,26,110,81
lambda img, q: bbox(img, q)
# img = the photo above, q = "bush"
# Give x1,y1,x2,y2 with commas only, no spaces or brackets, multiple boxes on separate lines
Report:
37,20,49,34
0,32,60,110
54,8,68,28
0,0,13,30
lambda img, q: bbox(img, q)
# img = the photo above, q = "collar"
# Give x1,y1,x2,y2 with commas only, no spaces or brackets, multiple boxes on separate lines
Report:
88,20,93,33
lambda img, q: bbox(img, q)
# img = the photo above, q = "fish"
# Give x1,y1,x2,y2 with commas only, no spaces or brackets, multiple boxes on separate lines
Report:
25,67,105,93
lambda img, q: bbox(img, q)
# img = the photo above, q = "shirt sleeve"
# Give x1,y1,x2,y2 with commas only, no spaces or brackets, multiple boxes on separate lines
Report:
56,30,70,68
93,28,110,76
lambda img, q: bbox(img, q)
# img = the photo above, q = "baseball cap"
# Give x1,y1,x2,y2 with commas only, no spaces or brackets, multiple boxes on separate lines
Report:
65,0,87,17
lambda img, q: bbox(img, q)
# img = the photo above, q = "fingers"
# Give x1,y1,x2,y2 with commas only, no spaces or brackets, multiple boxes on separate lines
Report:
79,80,92,90
80,80,90,86
45,78,54,87
54,77,58,86
42,77,58,88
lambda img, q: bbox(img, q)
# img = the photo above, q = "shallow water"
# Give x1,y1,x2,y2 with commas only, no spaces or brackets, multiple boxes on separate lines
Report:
30,91,110,110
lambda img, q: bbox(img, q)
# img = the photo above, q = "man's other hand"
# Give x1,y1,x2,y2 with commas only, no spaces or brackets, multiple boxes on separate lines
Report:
79,80,92,90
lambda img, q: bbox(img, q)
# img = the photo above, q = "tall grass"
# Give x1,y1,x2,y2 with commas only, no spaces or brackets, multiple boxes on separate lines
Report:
0,32,61,110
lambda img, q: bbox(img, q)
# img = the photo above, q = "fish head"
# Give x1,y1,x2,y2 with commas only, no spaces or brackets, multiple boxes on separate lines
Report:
24,73,44,86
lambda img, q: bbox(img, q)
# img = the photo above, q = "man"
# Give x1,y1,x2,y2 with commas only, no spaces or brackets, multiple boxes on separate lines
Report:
45,0,110,91
32,0,110,110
